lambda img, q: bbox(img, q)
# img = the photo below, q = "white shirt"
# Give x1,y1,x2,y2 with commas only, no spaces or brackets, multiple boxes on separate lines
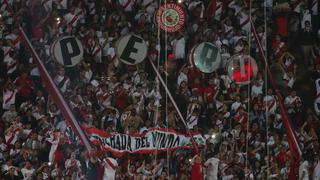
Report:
205,157,219,180
21,168,35,180
251,84,263,98
118,0,134,12
172,37,186,59
299,161,309,180
313,160,320,180
2,89,16,110
54,75,70,93
231,101,242,112
103,158,118,180
177,72,188,86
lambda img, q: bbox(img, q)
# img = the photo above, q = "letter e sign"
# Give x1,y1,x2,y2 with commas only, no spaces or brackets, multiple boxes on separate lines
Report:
116,34,148,65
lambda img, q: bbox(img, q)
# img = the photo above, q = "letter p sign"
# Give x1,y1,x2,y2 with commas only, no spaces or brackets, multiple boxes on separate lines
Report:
51,36,84,67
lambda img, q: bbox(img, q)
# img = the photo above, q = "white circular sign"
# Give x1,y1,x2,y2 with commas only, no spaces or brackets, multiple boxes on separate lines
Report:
116,34,148,65
51,36,84,67
192,42,221,73
227,54,258,85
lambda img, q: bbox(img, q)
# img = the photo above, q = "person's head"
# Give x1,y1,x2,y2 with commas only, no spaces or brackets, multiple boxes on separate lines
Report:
57,67,65,76
8,166,15,176
70,152,76,159
25,160,32,169
290,90,296,97
305,21,311,31
9,104,16,112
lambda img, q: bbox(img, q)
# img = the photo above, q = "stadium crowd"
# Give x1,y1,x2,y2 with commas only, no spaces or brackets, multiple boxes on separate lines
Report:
0,0,319,179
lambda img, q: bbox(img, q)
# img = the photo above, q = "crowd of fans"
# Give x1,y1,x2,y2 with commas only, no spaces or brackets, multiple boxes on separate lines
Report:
0,0,319,179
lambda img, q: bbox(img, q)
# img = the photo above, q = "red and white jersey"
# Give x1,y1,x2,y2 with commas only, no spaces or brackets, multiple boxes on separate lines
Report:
91,43,102,63
75,8,85,22
54,75,70,93
264,95,277,114
88,2,96,15
231,101,243,113
2,89,17,110
120,110,131,127
293,0,303,13
3,56,17,74
46,131,60,162
314,79,320,114
234,113,247,125
55,0,67,9
41,0,52,12
5,126,22,145
64,13,79,28
21,168,35,180
119,0,134,12
311,0,318,15
96,89,112,107
214,1,223,20
65,159,81,170
239,12,250,34
103,157,118,180
285,95,301,107
224,24,235,39
187,115,198,129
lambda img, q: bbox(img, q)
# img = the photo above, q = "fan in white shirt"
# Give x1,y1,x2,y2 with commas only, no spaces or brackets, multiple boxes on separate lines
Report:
204,156,220,180
284,91,302,114
177,66,188,86
171,35,186,60
21,161,35,180
103,157,118,180
251,80,263,98
299,160,309,180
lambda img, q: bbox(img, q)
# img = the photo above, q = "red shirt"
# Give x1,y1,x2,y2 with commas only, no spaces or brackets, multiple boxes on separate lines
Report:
276,17,288,37
191,162,203,180
203,85,218,103
14,76,35,97
115,91,128,110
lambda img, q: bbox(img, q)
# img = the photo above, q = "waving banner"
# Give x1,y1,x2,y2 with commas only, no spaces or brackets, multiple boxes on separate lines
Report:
66,127,205,156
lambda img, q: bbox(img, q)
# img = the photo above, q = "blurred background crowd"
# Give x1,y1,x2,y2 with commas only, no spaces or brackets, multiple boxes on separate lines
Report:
0,0,319,179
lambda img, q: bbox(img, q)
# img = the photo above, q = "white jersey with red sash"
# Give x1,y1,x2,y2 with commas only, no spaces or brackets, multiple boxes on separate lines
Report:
187,115,198,129
54,75,70,93
264,95,277,114
75,8,85,24
231,101,243,113
119,0,134,12
215,1,223,19
96,89,112,107
5,127,20,145
0,0,12,12
91,43,102,63
64,13,79,28
103,157,118,180
239,12,250,34
224,24,235,39
41,0,52,12
55,0,67,10
292,0,302,13
2,89,17,110
46,131,60,162
314,79,320,114
311,0,318,15
285,95,301,113
4,56,17,74
5,34,21,55
88,1,96,15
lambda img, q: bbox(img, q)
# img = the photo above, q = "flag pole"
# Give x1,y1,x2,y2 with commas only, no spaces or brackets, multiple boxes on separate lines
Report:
18,27,93,152
250,20,301,160
149,59,199,153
